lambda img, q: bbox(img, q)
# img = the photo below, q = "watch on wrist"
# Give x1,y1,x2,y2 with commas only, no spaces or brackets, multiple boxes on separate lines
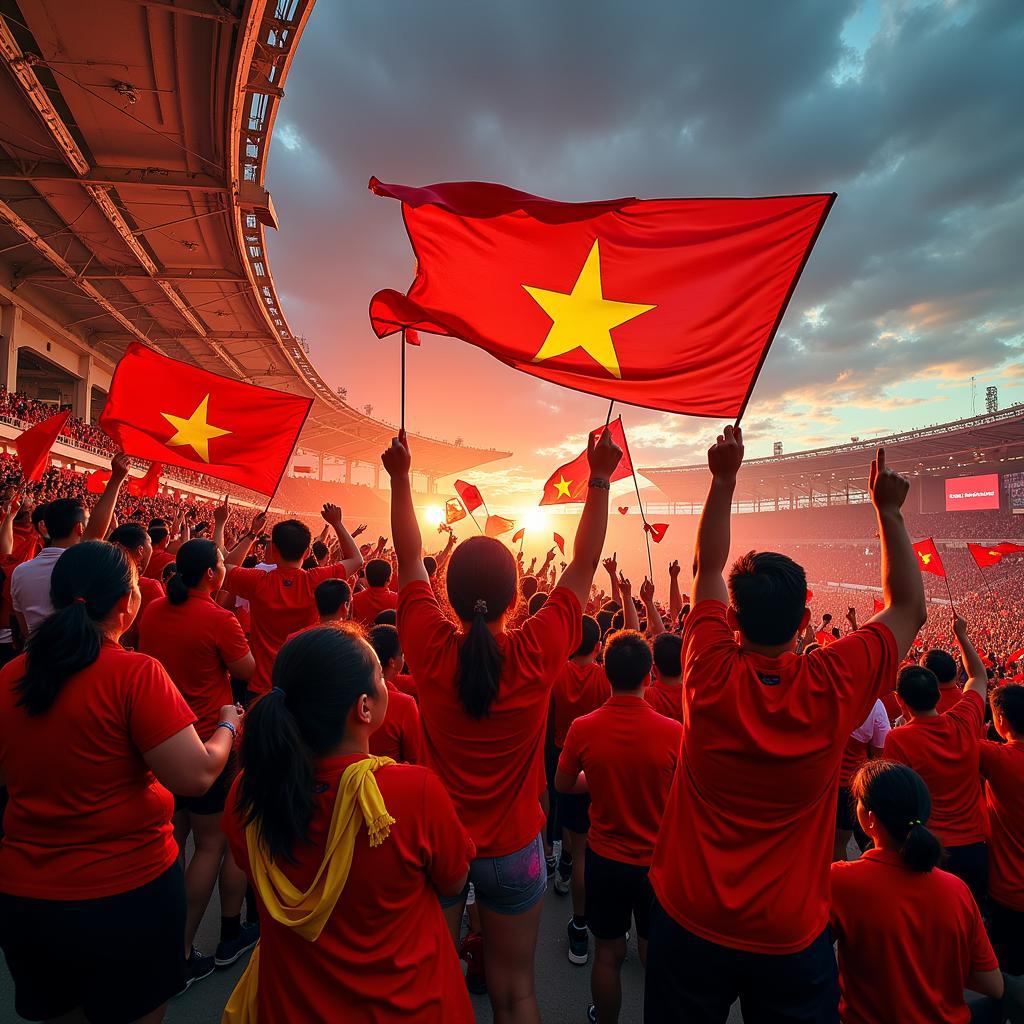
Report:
588,477,611,491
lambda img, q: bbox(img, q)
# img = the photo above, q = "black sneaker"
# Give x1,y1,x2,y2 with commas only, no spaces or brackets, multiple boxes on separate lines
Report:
587,1005,598,1023
215,921,260,967
546,854,557,878
180,948,216,992
567,919,589,965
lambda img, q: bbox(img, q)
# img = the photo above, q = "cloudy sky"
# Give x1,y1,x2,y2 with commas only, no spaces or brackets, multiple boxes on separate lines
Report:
265,0,1024,509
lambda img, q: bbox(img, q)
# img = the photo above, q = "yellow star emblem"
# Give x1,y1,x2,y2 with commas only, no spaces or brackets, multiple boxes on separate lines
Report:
919,553,931,565
160,394,231,463
553,475,572,499
523,239,656,379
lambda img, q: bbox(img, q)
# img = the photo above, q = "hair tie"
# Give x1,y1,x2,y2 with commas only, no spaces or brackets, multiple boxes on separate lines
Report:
473,599,488,615
74,596,86,605
908,819,922,828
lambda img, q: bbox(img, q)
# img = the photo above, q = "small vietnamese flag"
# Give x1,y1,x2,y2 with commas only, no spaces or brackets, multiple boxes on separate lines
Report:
512,528,525,544
15,410,70,482
553,532,565,555
968,543,1005,569
445,497,467,524
485,514,515,538
873,597,885,614
99,343,311,496
645,523,669,543
454,479,484,513
540,417,633,506
128,462,162,498
913,538,946,578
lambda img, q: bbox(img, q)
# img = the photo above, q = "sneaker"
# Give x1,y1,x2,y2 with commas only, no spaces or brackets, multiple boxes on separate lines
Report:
545,854,557,878
567,919,589,965
215,921,259,967
554,854,572,896
587,1006,598,1023
459,930,487,995
180,948,216,992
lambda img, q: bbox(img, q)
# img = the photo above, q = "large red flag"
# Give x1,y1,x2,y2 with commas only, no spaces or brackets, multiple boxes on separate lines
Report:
540,417,633,506
15,410,70,482
369,178,835,418
454,479,484,513
913,538,946,578
99,343,311,496
485,514,515,538
128,462,162,498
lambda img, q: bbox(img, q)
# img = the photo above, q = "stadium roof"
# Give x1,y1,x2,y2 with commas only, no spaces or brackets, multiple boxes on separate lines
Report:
0,0,507,479
641,403,1024,504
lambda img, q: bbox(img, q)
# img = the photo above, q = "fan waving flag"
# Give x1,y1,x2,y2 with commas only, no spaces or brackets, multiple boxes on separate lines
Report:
913,538,946,578
968,543,1005,569
15,410,70,482
369,178,835,418
541,417,633,506
99,344,312,496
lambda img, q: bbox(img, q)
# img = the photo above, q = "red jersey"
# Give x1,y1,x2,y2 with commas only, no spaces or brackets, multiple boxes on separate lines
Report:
144,546,174,580
226,564,351,696
830,849,997,1024
936,682,965,715
138,593,250,739
644,679,684,724
351,585,398,627
979,738,1024,911
369,681,423,764
552,660,609,748
558,695,681,865
883,691,987,847
650,600,898,954
224,756,474,1023
0,642,195,899
397,581,581,857
395,672,418,700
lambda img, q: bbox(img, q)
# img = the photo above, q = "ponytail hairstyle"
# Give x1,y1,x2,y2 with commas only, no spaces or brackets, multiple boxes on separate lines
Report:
445,535,518,719
237,625,378,863
17,541,135,716
167,539,218,605
851,759,943,873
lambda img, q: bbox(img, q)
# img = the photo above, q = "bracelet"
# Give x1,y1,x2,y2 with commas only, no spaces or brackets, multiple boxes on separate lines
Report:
215,721,237,739
588,478,611,490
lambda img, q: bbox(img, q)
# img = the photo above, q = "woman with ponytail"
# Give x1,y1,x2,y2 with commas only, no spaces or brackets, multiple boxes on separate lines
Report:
830,760,1004,1023
0,540,240,1023
139,538,257,976
221,626,474,1023
383,427,621,1024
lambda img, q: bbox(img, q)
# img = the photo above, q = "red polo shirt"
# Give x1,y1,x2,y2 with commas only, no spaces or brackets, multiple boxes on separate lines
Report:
979,738,1024,911
369,681,423,764
552,660,609,748
644,678,684,724
351,585,398,627
936,682,965,715
144,547,174,580
650,600,898,954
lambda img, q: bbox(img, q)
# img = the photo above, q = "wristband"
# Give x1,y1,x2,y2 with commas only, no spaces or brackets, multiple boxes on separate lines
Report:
215,721,237,739
588,478,611,490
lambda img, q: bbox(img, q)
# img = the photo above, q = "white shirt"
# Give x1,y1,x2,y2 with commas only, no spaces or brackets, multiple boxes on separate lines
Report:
11,547,66,635
851,698,890,748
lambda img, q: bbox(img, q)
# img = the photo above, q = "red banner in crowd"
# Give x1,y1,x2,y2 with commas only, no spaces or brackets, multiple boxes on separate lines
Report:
913,538,946,578
15,410,70,482
454,479,484,513
540,417,634,506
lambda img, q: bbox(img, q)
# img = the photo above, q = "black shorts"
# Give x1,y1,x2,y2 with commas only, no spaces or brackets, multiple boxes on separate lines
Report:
0,862,185,1023
559,791,591,835
989,900,1024,975
174,751,236,815
585,847,654,941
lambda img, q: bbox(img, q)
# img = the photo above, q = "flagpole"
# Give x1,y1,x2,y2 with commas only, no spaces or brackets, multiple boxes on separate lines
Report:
605,399,615,428
972,556,998,606
630,468,653,580
400,329,407,433
943,572,957,615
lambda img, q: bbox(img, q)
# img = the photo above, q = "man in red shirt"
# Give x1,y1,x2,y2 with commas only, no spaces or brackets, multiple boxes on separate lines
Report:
109,523,162,650
884,616,989,907
556,629,681,1024
351,558,399,627
367,624,422,764
645,632,684,725
921,646,965,714
645,428,925,1024
144,518,175,580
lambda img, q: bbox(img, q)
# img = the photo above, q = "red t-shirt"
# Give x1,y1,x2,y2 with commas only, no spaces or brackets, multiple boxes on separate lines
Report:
224,756,474,1024
0,642,195,899
552,660,609,748
144,546,175,580
395,672,418,700
883,691,987,847
11,522,41,565
936,682,965,715
558,695,681,865
979,738,1024,911
351,585,398,627
138,593,251,739
397,581,581,857
650,600,898,954
644,679,684,724
369,681,423,764
226,564,350,695
830,849,998,1024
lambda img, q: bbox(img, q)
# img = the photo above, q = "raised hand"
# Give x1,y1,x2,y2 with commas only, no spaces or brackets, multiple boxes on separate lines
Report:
588,426,623,480
110,450,132,481
707,425,744,482
213,495,230,527
382,429,412,478
668,559,681,579
321,502,344,529
869,447,910,515
249,510,268,536
617,571,633,597
640,576,655,603
352,523,368,538
603,553,618,576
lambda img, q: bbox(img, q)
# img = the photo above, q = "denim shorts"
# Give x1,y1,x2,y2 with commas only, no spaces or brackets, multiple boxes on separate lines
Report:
441,833,547,915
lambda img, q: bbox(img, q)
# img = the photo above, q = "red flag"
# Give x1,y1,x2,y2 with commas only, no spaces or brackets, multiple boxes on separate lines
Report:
454,479,484,513
86,469,111,494
553,532,565,555
369,178,835,418
540,417,633,506
127,462,162,498
913,538,946,578
445,498,467,524
995,542,1024,554
873,597,885,614
968,543,1005,569
645,523,669,543
805,589,814,603
99,344,311,496
485,514,515,538
512,528,525,544
15,410,70,482
617,506,629,515
1007,646,1024,664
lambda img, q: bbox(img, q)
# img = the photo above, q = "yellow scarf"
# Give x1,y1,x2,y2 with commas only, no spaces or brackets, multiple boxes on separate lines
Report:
222,755,396,1024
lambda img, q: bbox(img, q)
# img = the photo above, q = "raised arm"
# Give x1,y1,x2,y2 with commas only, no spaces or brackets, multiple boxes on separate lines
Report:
641,576,666,636
693,425,744,606
0,491,20,557
602,553,621,606
556,428,622,608
382,430,429,588
84,451,130,540
435,527,457,570
618,573,640,632
952,615,988,701
224,510,266,569
668,560,683,624
866,448,927,656
212,495,230,554
321,503,363,577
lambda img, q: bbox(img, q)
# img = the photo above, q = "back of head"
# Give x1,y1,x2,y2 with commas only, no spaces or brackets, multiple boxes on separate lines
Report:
728,550,807,646
603,629,653,691
446,535,518,718
311,540,329,562
368,623,401,668
897,665,940,713
653,632,683,679
528,591,548,616
108,522,148,555
17,541,135,715
423,555,437,577
596,607,614,637
148,518,169,547
314,578,350,617
852,760,942,872
520,574,538,600
43,497,85,542
373,609,397,626
572,614,600,658
992,683,1024,734
167,539,218,605
365,558,392,588
271,518,311,562
239,625,377,863
921,648,958,685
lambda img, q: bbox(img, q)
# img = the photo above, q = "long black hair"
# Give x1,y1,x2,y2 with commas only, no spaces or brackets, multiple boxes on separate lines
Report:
166,539,218,605
237,625,378,863
17,541,136,716
445,535,518,719
852,759,943,872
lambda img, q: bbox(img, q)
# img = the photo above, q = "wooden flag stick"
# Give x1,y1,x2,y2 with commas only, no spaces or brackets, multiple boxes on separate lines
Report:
972,557,998,606
400,329,407,432
605,399,615,428
630,464,654,579
943,572,957,614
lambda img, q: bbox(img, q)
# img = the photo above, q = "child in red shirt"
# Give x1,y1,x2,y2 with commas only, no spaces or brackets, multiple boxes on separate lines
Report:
830,760,1002,1024
351,558,399,626
645,632,684,725
367,624,423,764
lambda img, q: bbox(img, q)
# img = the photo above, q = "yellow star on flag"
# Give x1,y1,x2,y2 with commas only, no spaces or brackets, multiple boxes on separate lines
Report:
553,475,572,499
161,394,231,463
919,553,932,565
523,239,656,379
